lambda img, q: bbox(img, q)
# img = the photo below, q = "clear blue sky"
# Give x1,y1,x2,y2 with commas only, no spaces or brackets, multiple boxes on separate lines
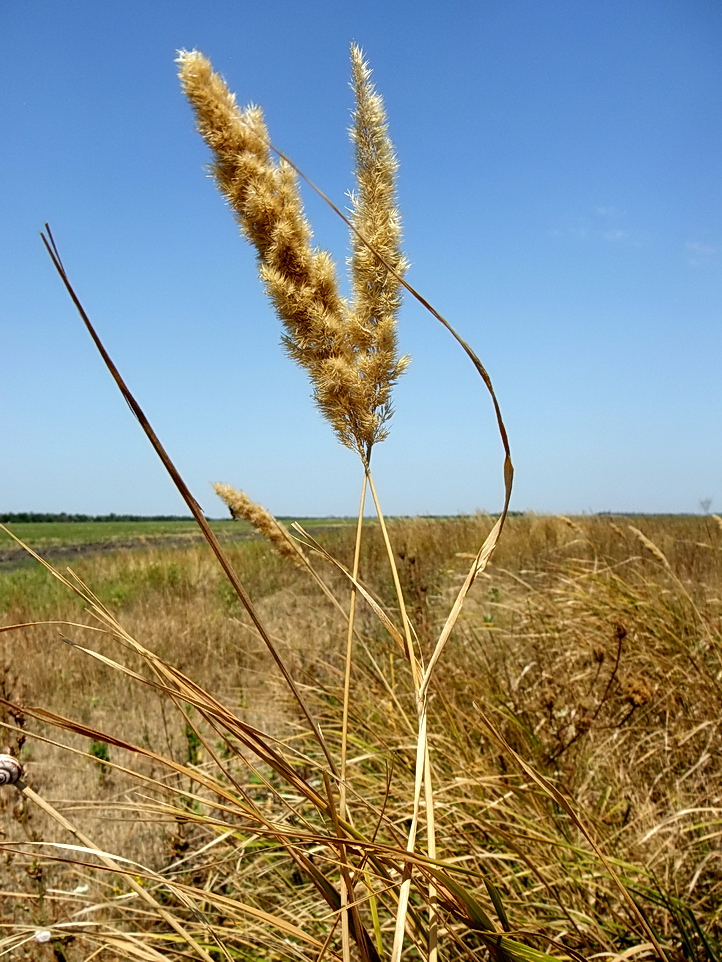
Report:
2,1,720,517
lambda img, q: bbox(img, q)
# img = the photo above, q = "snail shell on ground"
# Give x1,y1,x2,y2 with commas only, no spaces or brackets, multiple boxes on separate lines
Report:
0,754,23,786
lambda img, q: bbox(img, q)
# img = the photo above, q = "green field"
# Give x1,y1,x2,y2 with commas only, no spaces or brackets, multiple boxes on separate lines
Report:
1,513,694,552
0,518,241,549
0,516,366,554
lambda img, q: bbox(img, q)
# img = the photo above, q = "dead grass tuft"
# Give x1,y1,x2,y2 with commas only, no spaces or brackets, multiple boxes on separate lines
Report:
2,515,720,958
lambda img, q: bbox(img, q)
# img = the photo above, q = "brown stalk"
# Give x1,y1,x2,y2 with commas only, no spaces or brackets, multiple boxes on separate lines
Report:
39,224,335,776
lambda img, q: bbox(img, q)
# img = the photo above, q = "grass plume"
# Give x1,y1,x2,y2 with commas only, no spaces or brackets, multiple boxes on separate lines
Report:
177,46,408,464
213,482,306,568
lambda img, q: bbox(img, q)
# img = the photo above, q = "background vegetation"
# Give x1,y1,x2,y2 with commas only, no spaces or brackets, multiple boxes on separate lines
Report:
1,513,720,960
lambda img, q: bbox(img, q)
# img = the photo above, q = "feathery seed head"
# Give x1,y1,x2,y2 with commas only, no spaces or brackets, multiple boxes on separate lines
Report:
213,483,305,568
179,46,408,462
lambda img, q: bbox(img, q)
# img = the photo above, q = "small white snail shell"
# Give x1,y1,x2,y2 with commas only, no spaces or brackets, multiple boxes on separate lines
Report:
0,754,23,786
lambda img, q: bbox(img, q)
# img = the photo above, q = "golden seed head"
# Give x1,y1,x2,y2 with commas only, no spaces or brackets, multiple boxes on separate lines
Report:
213,483,306,568
178,47,409,462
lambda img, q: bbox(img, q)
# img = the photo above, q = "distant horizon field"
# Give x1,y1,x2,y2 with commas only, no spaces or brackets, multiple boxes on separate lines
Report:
0,519,240,549
0,512,714,552
0,516,370,552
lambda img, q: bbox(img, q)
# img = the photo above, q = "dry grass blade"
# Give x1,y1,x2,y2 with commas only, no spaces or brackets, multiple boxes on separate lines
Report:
15,788,219,962
2,530,389,956
40,224,334,774
473,705,668,960
292,522,407,653
420,510,509,701
4,511,718,956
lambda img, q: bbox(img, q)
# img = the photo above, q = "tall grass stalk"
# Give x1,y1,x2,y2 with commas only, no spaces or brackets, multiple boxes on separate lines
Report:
177,44,514,958
339,475,369,961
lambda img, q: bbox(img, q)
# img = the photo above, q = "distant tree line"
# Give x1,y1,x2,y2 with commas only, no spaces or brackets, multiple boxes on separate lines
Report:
1,511,698,525
0,512,197,523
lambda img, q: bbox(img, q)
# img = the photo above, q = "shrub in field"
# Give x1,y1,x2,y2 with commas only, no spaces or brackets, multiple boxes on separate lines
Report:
2,44,720,962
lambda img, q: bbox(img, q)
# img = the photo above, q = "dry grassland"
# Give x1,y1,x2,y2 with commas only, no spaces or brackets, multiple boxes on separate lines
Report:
1,513,720,960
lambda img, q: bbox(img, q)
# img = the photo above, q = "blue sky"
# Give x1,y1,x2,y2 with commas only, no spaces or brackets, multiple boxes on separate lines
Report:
1,1,720,517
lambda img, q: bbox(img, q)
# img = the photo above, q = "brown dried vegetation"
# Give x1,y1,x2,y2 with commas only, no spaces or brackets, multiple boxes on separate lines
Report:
1,514,720,959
